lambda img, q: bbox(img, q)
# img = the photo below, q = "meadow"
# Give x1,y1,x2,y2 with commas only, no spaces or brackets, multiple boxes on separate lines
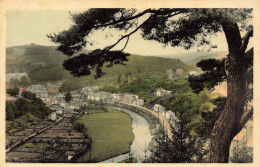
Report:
75,106,134,162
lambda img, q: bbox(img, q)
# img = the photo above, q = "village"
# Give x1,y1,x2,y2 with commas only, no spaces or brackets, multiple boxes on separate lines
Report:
5,68,252,163
6,68,186,163
6,68,190,123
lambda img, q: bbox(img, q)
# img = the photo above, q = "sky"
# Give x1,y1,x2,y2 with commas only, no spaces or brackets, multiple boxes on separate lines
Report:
6,10,236,56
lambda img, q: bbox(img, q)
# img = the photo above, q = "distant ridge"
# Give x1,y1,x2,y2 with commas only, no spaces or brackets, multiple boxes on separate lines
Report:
6,44,90,73
144,51,228,63
186,51,228,66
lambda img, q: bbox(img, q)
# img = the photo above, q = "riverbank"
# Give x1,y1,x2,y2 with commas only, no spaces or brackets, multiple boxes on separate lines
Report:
101,106,153,163
89,102,162,162
111,103,162,154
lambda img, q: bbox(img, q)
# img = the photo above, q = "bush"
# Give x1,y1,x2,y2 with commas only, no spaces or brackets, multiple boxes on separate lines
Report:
74,123,86,133
7,87,19,97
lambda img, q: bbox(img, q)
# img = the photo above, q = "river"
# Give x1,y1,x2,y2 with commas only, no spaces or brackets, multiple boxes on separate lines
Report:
101,106,152,163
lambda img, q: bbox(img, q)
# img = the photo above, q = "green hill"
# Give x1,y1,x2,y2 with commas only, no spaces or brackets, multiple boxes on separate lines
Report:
6,44,199,91
27,54,198,92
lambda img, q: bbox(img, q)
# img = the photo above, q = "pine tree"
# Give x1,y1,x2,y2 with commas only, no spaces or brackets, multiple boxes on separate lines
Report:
64,91,73,103
148,112,208,163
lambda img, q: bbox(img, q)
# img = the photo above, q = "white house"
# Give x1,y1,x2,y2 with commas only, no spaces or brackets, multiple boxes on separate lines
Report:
136,99,144,106
176,69,183,75
48,112,57,121
154,104,166,113
156,89,172,97
56,110,63,115
60,102,66,108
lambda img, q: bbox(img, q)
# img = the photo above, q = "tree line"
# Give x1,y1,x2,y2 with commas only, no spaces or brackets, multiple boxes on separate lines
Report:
6,91,52,121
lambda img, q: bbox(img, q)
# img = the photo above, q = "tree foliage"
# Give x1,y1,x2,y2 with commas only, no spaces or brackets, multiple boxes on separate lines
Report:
64,91,73,103
6,91,52,121
229,138,253,163
7,87,20,97
9,77,32,87
74,122,86,133
29,65,66,83
148,113,208,163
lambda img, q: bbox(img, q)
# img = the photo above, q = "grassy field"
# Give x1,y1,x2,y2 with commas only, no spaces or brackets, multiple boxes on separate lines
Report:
75,106,134,162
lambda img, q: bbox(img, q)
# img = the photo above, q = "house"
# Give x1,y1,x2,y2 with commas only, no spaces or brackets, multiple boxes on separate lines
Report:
48,112,57,121
154,104,166,113
60,102,66,108
166,110,178,121
56,110,63,115
176,69,183,75
136,99,144,106
166,70,174,80
166,69,181,80
124,94,138,104
155,88,172,97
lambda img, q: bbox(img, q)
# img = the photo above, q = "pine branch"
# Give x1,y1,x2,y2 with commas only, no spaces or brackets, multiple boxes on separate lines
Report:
93,9,186,29
103,10,186,52
92,9,151,28
104,16,152,51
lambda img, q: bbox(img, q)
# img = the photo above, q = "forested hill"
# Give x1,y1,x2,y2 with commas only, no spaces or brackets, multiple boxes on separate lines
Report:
6,45,199,92
108,54,197,76
26,54,198,92
6,44,198,76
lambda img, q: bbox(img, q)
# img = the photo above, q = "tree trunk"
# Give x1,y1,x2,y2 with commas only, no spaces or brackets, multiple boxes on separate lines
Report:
209,22,248,163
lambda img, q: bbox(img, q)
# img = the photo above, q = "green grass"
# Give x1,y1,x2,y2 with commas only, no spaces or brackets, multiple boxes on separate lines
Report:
75,107,134,162
20,142,51,150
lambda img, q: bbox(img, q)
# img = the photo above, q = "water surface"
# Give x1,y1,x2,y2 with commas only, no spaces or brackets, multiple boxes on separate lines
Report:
101,106,152,163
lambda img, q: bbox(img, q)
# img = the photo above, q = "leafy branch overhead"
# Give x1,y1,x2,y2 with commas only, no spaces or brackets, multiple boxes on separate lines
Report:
63,50,129,78
47,8,252,78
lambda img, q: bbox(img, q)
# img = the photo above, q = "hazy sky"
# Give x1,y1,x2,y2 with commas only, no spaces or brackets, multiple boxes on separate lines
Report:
6,10,234,55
